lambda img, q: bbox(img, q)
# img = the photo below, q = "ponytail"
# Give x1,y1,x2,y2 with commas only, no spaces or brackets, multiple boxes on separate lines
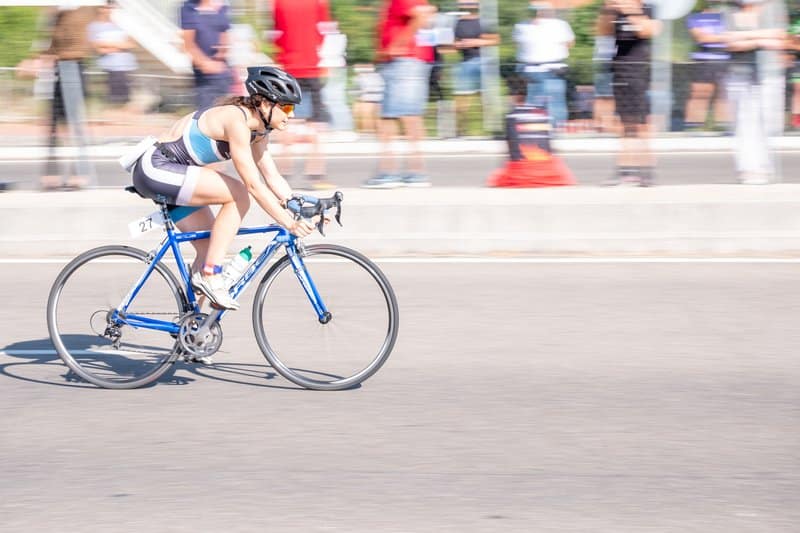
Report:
215,93,271,113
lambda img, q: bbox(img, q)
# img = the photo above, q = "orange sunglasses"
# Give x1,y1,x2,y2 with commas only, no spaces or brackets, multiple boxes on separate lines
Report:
276,103,295,114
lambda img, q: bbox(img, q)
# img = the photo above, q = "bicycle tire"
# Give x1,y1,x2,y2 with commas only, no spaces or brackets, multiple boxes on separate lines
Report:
252,244,399,390
47,245,188,389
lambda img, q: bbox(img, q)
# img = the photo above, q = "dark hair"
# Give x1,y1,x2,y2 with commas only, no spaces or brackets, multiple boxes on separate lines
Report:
215,93,271,113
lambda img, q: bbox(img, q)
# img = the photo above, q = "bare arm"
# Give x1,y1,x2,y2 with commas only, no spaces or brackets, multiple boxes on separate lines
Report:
182,29,225,74
455,33,500,49
606,0,660,39
386,4,436,58
690,27,724,45
627,13,661,39
596,4,615,37
91,37,135,55
722,29,787,51
251,139,292,203
226,120,296,229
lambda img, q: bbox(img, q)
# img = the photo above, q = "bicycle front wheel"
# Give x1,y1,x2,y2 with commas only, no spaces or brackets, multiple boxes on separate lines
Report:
252,245,399,390
47,246,188,389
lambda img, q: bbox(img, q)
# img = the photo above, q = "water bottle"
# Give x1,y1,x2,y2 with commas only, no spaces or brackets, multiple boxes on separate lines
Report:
223,245,253,287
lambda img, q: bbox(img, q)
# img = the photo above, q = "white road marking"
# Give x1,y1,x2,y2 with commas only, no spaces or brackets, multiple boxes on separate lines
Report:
2,151,800,164
2,257,800,265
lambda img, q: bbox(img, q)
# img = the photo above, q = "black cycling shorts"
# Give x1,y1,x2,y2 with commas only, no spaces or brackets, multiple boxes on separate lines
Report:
613,62,650,125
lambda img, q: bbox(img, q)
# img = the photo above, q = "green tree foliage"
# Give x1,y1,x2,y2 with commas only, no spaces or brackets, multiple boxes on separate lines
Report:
0,7,39,67
331,1,381,65
564,1,604,86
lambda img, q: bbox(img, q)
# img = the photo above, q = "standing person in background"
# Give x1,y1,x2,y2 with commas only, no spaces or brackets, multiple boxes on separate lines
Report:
513,1,574,130
352,63,385,134
363,0,436,188
273,0,333,189
722,0,787,184
599,0,660,187
319,21,353,133
787,5,800,130
684,1,731,132
180,0,232,110
593,12,617,133
88,1,138,110
451,0,500,137
40,3,95,191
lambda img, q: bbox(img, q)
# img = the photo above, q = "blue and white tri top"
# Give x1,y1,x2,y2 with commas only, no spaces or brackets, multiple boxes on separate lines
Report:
158,106,265,166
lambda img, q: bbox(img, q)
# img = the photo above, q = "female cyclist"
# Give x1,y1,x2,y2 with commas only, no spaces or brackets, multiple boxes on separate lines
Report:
129,66,316,310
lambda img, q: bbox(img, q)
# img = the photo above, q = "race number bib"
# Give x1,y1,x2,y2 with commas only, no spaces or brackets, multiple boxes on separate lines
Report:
128,210,165,238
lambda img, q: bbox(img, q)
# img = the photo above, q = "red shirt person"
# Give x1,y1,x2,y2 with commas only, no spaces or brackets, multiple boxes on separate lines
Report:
363,0,436,189
377,0,435,64
272,0,331,123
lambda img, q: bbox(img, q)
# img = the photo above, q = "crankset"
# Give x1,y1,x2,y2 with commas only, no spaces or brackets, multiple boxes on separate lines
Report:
177,312,223,359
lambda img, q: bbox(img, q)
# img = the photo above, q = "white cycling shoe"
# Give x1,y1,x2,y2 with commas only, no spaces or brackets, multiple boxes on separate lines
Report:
191,271,240,310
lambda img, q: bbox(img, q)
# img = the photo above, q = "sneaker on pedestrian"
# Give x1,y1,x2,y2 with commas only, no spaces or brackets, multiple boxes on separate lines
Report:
191,271,239,310
638,167,655,188
362,173,403,189
402,172,431,188
739,172,770,185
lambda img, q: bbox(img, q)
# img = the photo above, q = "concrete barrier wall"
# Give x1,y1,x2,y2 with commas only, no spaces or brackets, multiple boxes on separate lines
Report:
3,186,800,257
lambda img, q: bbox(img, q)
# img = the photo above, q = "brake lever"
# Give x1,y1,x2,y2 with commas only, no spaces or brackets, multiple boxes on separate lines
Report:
334,191,343,226
287,192,343,236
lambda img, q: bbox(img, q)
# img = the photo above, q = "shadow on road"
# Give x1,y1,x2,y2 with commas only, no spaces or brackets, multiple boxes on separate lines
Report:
0,337,332,391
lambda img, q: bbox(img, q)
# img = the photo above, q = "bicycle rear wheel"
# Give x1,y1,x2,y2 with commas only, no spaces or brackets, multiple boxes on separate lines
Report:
47,246,188,389
252,244,399,390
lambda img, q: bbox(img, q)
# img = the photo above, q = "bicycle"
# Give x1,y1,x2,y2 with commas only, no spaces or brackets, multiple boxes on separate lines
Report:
46,189,399,390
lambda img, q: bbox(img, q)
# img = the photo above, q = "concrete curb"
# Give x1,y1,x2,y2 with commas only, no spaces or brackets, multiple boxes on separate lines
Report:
2,135,800,160
3,185,800,257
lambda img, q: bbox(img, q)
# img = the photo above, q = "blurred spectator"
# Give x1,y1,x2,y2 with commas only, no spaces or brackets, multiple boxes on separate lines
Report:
450,0,500,137
487,100,575,188
599,0,660,187
513,1,574,129
722,0,787,184
227,20,270,96
319,21,353,132
273,0,333,189
788,7,800,129
684,1,730,132
40,4,96,191
88,1,138,109
593,15,617,133
352,63,385,134
180,0,233,110
428,12,458,138
363,0,437,188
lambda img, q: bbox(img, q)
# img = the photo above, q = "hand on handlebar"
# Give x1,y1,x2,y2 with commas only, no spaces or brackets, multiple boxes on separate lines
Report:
288,218,316,238
285,192,343,236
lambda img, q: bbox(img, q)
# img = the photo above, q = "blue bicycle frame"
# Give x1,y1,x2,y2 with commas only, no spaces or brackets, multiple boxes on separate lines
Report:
111,214,329,335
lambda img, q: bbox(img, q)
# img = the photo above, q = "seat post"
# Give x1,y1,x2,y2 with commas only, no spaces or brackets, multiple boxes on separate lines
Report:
158,202,175,232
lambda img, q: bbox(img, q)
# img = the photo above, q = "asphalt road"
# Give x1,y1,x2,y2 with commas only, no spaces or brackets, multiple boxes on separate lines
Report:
1,260,798,532
2,151,800,190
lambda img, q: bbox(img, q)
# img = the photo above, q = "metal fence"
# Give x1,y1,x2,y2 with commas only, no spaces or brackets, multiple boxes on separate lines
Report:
0,59,796,138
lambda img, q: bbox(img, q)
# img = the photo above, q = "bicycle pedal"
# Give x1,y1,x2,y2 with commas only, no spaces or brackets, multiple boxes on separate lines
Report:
187,355,214,365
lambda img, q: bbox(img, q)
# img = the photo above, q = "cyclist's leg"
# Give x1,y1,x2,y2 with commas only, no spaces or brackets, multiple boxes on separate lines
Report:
175,206,214,274
185,167,250,268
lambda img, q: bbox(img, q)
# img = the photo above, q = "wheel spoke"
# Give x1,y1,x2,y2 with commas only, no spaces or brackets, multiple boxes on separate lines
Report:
253,245,398,390
47,246,185,389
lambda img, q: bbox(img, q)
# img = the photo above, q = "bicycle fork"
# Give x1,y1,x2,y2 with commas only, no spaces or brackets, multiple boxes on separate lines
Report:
287,246,331,324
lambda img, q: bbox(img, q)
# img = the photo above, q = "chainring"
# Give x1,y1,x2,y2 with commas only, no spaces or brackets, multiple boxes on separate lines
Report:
177,312,223,358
